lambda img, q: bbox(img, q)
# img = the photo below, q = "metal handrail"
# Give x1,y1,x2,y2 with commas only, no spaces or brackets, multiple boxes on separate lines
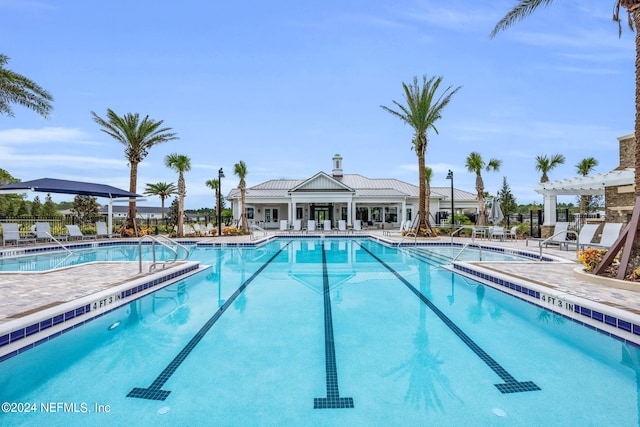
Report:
537,230,576,261
451,242,483,262
45,232,72,255
398,230,417,246
450,226,475,243
249,224,268,241
138,235,190,273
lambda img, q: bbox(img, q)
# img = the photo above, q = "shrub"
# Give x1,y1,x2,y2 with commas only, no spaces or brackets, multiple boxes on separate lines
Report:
577,248,607,272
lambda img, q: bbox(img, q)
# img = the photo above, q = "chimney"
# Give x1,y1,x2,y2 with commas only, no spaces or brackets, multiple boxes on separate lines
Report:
617,134,635,170
332,153,343,178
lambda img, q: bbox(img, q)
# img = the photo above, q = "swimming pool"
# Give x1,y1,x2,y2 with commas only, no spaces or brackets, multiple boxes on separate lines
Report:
0,239,638,426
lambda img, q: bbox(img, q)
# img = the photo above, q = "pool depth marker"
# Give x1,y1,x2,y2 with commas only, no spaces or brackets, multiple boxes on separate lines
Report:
314,244,354,409
127,241,291,401
358,242,540,394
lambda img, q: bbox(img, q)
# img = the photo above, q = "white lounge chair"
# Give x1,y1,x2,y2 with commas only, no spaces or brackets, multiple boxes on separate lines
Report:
66,224,95,240
353,220,363,232
589,223,623,249
292,220,302,233
279,220,289,232
338,220,347,233
564,223,600,251
307,220,317,232
505,226,518,241
95,221,114,238
35,222,68,242
526,222,569,247
2,223,36,246
323,220,332,233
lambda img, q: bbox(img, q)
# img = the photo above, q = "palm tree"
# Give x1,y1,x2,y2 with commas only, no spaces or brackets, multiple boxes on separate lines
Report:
0,54,53,118
381,75,461,236
234,160,248,233
424,166,433,227
205,178,220,219
535,154,565,183
91,109,178,230
492,0,640,279
576,157,599,218
165,154,191,237
465,152,502,226
143,182,177,220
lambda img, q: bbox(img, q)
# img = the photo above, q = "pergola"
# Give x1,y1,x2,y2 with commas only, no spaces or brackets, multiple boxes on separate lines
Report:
0,177,141,236
533,168,634,226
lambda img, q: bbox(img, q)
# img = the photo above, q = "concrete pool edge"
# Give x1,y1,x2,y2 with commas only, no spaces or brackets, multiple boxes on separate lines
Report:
451,261,640,347
0,261,207,361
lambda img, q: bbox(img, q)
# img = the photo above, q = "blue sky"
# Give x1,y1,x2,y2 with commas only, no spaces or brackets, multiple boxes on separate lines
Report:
0,0,635,209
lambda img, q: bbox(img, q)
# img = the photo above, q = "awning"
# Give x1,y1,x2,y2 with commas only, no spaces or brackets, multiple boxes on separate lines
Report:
0,178,141,198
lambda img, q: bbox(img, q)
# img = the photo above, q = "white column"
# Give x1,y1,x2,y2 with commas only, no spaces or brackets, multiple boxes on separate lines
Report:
401,199,406,224
291,201,296,221
543,194,557,226
347,200,353,226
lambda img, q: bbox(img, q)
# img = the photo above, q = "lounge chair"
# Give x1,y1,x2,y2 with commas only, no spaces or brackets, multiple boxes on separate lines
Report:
505,226,518,241
526,222,569,247
563,223,600,251
338,220,347,233
2,223,36,246
66,224,95,240
95,221,115,238
353,220,363,232
307,220,317,233
383,220,408,236
292,220,302,233
35,222,68,242
279,220,289,233
588,223,623,249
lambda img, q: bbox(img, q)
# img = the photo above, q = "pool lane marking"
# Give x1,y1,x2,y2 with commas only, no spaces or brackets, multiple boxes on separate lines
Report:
314,244,354,409
127,241,292,401
357,243,540,394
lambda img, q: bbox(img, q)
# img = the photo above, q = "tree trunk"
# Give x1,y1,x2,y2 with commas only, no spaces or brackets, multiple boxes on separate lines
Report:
415,136,434,236
127,162,138,232
177,174,185,237
476,173,486,226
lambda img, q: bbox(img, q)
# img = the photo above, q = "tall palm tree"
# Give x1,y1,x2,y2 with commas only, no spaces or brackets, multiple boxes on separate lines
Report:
381,75,461,236
234,160,248,233
492,0,640,279
91,109,178,230
165,154,191,237
535,154,565,183
205,178,220,219
576,157,599,218
465,152,502,226
143,181,177,220
0,54,53,118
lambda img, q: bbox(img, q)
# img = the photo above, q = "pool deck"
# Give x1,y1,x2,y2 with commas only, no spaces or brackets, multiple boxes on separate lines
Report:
1,231,640,327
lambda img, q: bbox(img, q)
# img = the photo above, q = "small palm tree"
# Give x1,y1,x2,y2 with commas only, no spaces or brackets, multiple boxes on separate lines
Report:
205,178,220,220
0,54,53,118
465,152,501,226
144,182,177,221
165,154,191,237
381,75,460,236
92,109,178,230
424,166,433,226
234,161,248,233
535,154,565,183
576,157,599,218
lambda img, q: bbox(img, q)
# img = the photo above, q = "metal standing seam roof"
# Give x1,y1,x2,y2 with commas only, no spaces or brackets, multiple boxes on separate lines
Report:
226,173,477,201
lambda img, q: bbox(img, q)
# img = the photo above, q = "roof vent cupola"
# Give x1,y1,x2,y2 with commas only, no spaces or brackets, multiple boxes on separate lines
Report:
332,153,343,178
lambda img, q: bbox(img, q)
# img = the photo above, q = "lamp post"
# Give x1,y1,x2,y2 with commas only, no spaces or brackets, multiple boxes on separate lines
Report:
446,170,454,225
217,167,225,237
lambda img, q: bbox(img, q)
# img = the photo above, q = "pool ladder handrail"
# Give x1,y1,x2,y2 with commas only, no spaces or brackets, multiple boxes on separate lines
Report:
451,242,483,263
138,235,190,273
249,223,267,241
44,232,73,255
450,225,475,243
536,229,578,261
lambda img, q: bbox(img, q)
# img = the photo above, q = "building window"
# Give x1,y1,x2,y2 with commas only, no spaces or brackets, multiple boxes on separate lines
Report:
296,207,303,220
406,208,412,221
371,207,382,222
341,206,348,220
356,207,369,222
246,207,255,220
385,207,398,223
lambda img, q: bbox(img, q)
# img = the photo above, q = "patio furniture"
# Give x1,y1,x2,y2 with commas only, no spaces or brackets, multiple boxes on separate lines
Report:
66,224,96,240
35,222,68,243
2,223,36,246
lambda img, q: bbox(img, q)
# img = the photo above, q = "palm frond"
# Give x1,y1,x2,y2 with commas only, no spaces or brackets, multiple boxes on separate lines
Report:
490,0,555,39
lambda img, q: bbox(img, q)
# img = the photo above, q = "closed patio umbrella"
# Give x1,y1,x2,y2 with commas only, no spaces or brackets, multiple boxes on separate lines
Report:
488,196,504,224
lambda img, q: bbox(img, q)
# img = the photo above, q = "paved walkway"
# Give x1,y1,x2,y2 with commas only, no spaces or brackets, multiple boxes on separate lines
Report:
1,231,639,325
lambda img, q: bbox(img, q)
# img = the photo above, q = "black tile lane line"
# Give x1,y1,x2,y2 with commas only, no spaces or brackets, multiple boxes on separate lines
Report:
357,242,540,395
127,241,291,401
314,243,355,409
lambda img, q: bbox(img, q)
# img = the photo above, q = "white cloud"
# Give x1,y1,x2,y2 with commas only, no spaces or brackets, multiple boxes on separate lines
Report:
0,127,94,144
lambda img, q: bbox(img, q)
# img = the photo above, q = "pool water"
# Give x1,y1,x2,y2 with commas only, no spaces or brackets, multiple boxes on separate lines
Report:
0,239,638,426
